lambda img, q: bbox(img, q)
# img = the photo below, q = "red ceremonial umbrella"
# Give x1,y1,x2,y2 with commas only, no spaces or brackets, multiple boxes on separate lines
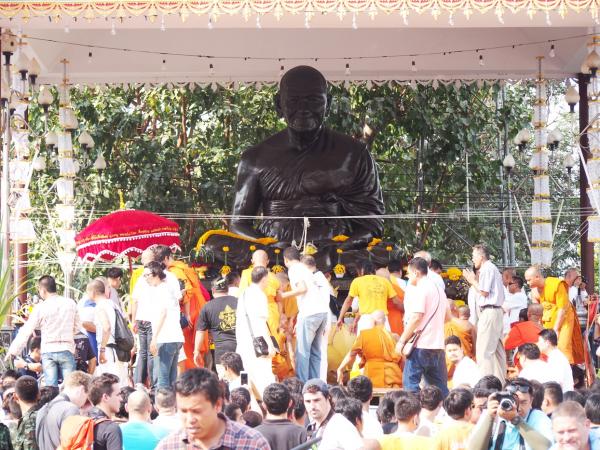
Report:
75,209,181,263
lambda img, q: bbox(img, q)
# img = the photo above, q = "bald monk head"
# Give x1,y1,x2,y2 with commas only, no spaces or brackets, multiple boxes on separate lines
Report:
457,305,470,320
524,265,545,290
127,390,152,421
371,310,386,326
448,300,458,317
527,304,543,325
251,250,269,268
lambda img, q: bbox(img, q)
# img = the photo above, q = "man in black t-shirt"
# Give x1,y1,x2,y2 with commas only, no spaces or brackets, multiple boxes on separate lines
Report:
256,383,307,449
194,277,238,370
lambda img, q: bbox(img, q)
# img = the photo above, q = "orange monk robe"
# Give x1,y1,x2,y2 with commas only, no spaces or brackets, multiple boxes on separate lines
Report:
388,280,405,336
350,325,402,388
168,260,208,369
540,277,585,365
240,268,294,379
444,319,475,359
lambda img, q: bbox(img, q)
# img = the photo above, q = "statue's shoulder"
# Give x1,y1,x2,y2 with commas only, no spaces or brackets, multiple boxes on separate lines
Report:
239,130,287,162
325,128,369,154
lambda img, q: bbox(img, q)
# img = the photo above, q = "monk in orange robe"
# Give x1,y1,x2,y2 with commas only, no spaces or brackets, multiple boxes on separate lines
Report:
168,258,209,370
525,266,585,365
444,305,476,359
376,267,404,335
239,250,294,379
336,310,402,388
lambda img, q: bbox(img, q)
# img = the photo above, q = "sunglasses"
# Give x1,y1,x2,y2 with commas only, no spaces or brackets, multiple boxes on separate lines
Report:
507,384,531,394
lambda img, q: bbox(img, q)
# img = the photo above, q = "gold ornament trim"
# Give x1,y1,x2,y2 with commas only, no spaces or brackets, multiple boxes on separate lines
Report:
0,0,599,21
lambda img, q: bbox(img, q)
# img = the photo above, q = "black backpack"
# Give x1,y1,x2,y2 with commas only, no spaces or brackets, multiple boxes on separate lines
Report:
109,309,134,362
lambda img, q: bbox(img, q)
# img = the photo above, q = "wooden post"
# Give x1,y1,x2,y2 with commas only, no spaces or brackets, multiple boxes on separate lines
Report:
579,74,595,293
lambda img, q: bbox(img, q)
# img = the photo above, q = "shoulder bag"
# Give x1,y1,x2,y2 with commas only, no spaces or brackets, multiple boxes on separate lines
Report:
402,286,441,358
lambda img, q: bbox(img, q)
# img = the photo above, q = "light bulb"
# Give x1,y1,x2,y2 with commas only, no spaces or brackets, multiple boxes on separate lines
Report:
279,65,284,77
160,15,166,31
345,63,350,75
479,54,484,66
37,85,53,107
45,130,58,148
411,60,417,72
209,63,214,76
28,57,40,77
93,154,107,170
32,155,46,171
549,44,556,58
16,51,29,80
88,51,93,64
161,59,167,71
111,21,116,35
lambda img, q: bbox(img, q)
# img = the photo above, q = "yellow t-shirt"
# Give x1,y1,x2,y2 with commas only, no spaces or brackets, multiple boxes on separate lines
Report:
433,422,473,450
239,267,281,303
348,274,395,314
379,433,432,450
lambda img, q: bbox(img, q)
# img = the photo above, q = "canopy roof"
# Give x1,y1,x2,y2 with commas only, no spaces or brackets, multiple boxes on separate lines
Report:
0,1,598,84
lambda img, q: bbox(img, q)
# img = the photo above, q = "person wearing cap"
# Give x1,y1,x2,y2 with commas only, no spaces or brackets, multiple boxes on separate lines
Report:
194,277,238,375
303,378,363,449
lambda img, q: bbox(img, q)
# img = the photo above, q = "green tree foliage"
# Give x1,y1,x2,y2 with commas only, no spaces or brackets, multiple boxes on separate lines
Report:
26,80,580,284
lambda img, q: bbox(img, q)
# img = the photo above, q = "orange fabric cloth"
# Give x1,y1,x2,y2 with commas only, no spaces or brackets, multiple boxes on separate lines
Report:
350,325,402,388
168,260,207,369
540,277,585,365
504,321,543,351
444,319,475,359
388,279,405,335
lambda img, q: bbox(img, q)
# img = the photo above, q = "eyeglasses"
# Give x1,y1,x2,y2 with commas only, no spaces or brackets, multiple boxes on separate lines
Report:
507,383,531,394
143,273,152,278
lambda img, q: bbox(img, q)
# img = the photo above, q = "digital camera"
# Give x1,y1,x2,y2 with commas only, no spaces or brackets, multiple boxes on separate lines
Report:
494,392,516,411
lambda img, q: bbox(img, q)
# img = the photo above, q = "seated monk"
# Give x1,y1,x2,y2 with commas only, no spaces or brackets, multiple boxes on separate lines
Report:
525,266,585,365
229,65,384,254
504,304,544,351
336,310,402,388
444,305,476,359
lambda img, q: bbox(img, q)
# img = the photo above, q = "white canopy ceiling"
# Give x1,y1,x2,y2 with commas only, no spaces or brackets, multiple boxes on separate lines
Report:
1,6,598,84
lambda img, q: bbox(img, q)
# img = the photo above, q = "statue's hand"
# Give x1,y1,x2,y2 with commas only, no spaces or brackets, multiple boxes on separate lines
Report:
339,235,371,251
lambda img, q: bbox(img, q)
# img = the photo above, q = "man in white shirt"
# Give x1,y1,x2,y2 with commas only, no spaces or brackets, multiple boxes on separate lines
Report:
503,276,528,334
518,343,554,384
281,247,329,383
463,244,507,384
7,275,81,387
347,375,383,439
445,335,481,388
303,379,363,449
537,329,574,392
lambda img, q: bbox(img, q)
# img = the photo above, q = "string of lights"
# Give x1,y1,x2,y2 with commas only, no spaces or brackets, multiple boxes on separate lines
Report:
25,31,593,67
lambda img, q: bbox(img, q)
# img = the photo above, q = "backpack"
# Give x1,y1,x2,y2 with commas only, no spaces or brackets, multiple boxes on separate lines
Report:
110,309,134,362
57,415,109,450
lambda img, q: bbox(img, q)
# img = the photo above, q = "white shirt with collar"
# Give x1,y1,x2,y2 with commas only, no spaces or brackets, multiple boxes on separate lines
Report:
477,260,505,307
546,348,574,392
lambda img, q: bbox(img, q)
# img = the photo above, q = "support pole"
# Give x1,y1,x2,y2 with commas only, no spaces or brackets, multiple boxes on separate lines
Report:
579,73,595,293
1,35,11,291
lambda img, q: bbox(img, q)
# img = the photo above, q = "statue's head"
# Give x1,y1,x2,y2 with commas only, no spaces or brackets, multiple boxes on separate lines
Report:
276,65,330,134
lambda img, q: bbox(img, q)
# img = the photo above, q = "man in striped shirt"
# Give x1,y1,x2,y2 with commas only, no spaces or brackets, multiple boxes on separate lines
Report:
7,275,81,387
156,368,270,450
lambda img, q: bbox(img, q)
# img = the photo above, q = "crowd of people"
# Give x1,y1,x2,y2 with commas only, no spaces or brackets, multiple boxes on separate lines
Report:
1,242,600,449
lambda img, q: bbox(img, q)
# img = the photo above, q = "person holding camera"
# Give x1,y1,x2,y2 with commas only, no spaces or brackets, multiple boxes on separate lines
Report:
468,378,554,450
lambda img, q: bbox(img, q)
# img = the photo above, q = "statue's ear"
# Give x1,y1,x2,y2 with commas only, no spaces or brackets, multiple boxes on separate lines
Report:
275,92,284,119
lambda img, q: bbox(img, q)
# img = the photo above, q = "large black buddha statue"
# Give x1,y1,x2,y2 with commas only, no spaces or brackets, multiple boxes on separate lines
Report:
230,65,384,249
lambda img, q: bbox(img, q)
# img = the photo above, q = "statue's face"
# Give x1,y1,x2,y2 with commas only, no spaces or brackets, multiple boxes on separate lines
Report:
279,83,327,133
